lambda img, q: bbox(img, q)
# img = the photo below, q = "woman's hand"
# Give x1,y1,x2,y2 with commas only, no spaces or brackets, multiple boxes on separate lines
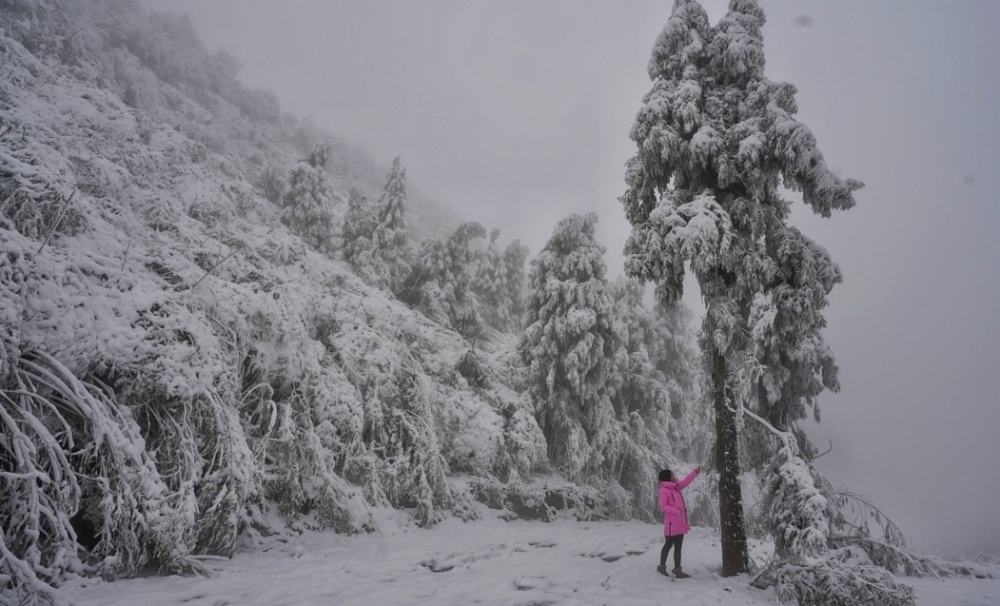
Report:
695,465,703,474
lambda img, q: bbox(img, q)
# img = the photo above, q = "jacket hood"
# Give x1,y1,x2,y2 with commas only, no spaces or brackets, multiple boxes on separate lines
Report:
660,481,678,489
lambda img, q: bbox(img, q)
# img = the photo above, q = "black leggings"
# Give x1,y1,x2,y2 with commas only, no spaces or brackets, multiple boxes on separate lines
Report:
659,534,684,568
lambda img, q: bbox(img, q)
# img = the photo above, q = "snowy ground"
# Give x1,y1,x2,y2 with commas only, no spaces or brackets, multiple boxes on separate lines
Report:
62,509,1000,606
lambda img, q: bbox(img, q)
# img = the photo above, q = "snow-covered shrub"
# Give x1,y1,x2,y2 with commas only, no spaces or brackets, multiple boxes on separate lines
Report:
441,391,504,474
249,385,372,534
467,474,634,523
0,235,27,381
754,437,917,605
455,347,489,389
824,489,996,579
761,559,915,606
751,414,982,605
234,88,280,124
469,475,549,520
0,136,86,244
764,439,832,562
255,163,287,206
0,351,204,605
329,324,461,527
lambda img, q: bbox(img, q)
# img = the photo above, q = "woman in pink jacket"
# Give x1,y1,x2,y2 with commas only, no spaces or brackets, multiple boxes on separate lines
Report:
657,466,701,578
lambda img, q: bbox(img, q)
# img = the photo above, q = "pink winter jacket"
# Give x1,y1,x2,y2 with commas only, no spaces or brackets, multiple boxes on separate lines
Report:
659,470,698,536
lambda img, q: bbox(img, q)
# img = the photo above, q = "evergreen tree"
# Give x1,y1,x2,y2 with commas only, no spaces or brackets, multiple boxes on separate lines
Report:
472,229,529,332
473,228,507,331
620,0,861,576
342,158,414,294
371,156,414,295
604,277,710,520
402,222,487,338
502,239,530,326
281,140,338,253
608,279,704,456
608,278,664,422
341,187,381,283
519,213,625,480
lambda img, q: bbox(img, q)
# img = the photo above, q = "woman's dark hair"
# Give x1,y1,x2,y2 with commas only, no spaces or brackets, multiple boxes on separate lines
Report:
658,469,673,483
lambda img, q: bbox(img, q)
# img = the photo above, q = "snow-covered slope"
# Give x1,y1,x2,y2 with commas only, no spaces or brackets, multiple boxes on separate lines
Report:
0,2,709,604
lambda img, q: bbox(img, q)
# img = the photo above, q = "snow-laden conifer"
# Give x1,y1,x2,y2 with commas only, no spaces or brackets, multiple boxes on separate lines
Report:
402,222,487,338
472,228,508,330
605,277,711,518
502,239,530,325
341,158,414,295
280,140,340,253
520,213,625,480
608,278,707,463
472,229,529,332
342,187,382,283
620,0,862,577
371,156,414,294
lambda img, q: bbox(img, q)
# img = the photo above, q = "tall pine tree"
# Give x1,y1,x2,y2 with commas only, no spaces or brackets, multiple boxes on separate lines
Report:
620,0,861,576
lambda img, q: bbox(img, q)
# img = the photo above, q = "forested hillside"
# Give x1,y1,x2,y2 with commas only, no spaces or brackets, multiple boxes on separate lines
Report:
0,1,709,603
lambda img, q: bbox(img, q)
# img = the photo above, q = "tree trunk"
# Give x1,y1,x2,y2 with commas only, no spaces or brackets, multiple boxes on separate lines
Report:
713,347,749,576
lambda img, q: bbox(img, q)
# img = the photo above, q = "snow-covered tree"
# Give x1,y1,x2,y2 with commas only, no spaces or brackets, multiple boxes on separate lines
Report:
281,140,338,253
472,229,529,332
402,222,486,338
342,187,383,284
371,156,414,294
473,228,507,330
620,0,862,576
602,277,711,519
502,239,530,325
744,411,918,606
341,158,414,295
519,213,626,480
608,278,707,460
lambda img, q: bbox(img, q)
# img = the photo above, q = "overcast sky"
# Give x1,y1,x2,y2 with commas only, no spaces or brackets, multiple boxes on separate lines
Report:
145,0,1000,559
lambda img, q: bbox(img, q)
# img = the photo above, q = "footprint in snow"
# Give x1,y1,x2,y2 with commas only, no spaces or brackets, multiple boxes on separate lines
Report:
528,540,557,548
512,575,549,591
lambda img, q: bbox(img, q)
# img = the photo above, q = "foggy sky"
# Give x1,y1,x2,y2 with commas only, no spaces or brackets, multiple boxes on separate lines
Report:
144,0,1000,558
